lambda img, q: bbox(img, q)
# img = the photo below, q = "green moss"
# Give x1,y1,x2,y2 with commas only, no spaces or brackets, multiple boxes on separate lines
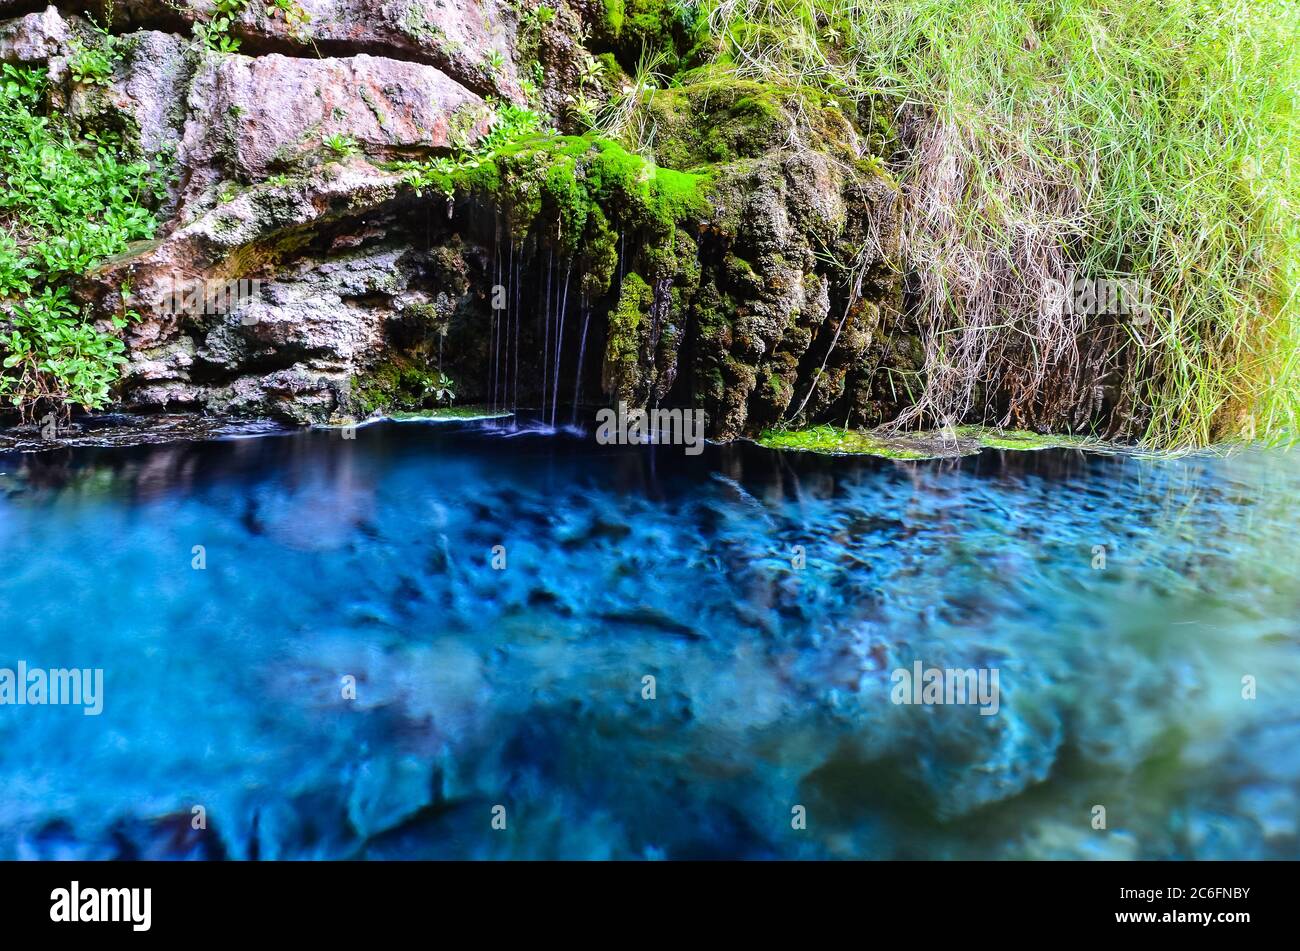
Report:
608,0,709,73
452,132,709,289
387,406,512,422
602,271,654,401
603,0,625,36
756,424,1115,459
643,74,858,172
756,425,938,460
352,359,444,415
583,205,620,297
954,426,1105,451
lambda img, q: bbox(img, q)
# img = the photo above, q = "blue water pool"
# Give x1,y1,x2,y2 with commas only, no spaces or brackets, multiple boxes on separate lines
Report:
1,421,1297,859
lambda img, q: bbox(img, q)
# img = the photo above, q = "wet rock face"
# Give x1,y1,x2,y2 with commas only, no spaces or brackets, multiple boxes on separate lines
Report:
5,2,906,434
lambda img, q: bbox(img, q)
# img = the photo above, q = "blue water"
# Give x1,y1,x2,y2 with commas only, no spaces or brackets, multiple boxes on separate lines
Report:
1,421,1297,859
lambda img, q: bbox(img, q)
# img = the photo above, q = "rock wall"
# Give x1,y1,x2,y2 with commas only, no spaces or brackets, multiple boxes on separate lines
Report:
1,1,911,437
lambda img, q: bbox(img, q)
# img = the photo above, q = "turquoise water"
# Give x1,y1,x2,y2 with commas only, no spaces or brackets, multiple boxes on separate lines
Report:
1,422,1297,859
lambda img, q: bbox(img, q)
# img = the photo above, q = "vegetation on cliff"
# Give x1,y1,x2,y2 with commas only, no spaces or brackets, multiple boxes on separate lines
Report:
0,57,162,419
390,0,1298,449
1,0,1295,452
702,0,1299,447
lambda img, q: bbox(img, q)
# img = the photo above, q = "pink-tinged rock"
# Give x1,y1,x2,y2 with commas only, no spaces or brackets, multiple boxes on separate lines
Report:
181,51,483,187
0,6,69,63
110,0,519,100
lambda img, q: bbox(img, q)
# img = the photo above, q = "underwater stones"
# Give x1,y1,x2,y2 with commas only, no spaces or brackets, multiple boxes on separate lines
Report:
1181,808,1269,861
1235,784,1298,841
1018,819,1140,861
906,690,1063,821
348,756,436,841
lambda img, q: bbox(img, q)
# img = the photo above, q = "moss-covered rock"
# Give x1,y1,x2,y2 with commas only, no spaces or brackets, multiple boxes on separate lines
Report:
756,424,1116,460
602,271,654,404
49,1,907,436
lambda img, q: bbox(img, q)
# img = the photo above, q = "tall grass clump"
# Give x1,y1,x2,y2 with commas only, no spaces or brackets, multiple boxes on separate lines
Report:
704,0,1300,448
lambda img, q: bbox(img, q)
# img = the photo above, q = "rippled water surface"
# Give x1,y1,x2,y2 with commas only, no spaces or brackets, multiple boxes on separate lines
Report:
1,422,1297,859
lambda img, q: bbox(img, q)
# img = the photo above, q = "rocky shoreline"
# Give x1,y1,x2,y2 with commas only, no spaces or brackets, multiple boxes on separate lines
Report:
2,1,919,441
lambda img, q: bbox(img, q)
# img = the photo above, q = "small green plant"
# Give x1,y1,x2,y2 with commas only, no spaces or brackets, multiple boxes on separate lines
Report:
68,41,115,86
0,230,38,298
577,51,605,88
588,46,667,152
194,0,250,53
525,3,557,29
67,15,122,86
268,0,312,41
427,371,456,405
485,50,507,73
322,132,361,158
566,90,599,128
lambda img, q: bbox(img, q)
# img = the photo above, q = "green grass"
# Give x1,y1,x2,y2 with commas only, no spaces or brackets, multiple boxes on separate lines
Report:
703,0,1300,449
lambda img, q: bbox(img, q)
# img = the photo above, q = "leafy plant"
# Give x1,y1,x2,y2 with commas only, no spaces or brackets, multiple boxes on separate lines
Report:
194,0,250,53
322,133,361,158
67,13,123,87
0,287,131,417
68,41,115,86
521,3,557,32
0,230,38,298
0,64,162,418
427,371,456,405
268,0,312,41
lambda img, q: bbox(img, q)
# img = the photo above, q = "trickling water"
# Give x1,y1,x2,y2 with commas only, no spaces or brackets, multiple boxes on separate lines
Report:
571,296,592,428
551,263,572,429
512,243,521,419
541,248,553,423
489,218,501,415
